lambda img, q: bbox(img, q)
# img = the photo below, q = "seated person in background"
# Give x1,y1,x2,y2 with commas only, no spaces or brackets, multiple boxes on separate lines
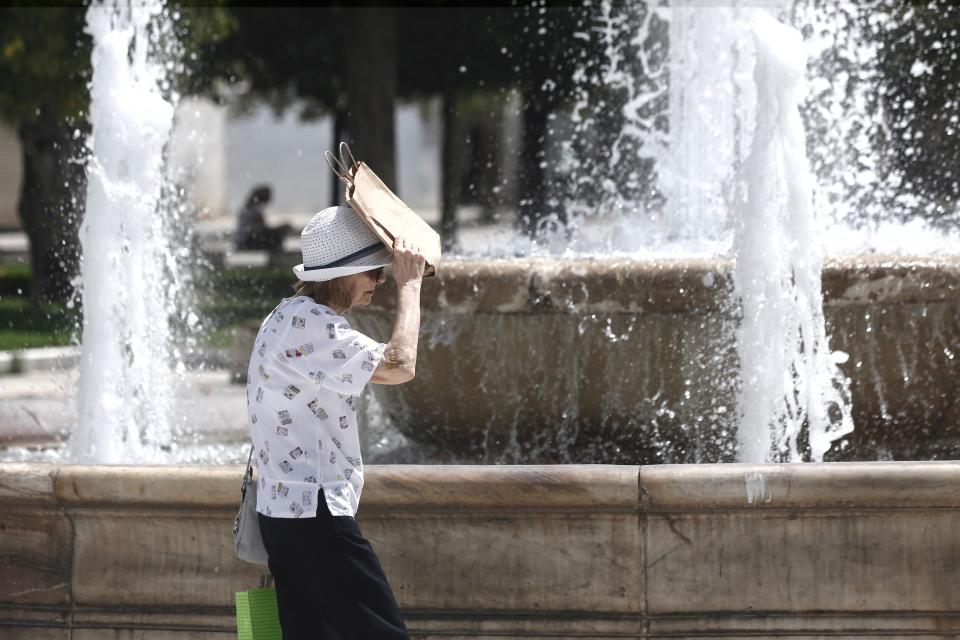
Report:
234,185,293,252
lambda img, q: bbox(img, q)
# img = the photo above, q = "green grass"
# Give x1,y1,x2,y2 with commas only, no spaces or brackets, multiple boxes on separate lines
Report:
0,264,32,298
0,329,74,351
0,298,78,351
0,265,291,351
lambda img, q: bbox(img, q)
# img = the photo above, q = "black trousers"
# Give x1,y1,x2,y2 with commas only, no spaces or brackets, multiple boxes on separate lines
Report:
258,503,410,640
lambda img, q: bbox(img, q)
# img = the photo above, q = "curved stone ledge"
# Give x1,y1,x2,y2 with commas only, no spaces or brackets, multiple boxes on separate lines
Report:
2,461,960,638
55,464,240,509
364,255,960,315
2,464,638,512
640,461,960,511
362,464,639,511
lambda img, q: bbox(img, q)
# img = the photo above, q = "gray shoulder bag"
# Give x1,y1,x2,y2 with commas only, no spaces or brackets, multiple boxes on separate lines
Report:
234,444,269,565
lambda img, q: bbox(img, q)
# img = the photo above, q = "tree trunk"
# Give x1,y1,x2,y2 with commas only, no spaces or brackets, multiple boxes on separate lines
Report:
342,7,397,190
440,90,460,251
18,111,87,306
519,89,550,236
331,105,346,206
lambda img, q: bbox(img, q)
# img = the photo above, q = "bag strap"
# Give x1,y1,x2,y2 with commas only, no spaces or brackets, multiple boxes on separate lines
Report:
242,443,255,493
234,444,256,537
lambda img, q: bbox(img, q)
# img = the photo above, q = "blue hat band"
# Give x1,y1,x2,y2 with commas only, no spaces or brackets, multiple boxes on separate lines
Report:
303,242,383,271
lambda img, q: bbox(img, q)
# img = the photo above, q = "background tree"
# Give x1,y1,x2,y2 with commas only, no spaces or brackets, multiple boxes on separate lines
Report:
205,7,399,193
397,5,601,239
0,5,90,306
208,5,599,246
395,6,521,247
0,4,233,306
12,0,955,299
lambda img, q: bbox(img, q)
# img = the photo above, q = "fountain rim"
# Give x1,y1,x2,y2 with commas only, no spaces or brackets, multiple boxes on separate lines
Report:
359,253,960,315
4,461,960,512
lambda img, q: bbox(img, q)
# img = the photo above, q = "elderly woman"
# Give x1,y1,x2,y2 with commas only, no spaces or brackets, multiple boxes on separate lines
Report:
247,205,425,640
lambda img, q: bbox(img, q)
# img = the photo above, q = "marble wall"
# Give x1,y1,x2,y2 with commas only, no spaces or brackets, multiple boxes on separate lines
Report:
1,461,959,638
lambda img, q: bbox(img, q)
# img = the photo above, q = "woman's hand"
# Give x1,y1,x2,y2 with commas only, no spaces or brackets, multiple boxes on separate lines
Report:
392,236,425,287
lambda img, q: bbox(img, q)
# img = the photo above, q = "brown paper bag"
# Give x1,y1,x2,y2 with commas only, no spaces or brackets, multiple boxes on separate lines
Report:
326,143,441,277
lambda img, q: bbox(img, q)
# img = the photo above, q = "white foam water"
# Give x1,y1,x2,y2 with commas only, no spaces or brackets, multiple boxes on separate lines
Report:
69,1,181,463
732,12,853,463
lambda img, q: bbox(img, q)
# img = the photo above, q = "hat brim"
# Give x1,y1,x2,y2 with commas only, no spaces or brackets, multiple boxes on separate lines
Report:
293,245,393,282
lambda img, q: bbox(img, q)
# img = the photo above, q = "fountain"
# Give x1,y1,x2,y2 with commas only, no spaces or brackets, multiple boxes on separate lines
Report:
731,12,853,462
353,2,959,466
2,2,960,638
71,2,182,464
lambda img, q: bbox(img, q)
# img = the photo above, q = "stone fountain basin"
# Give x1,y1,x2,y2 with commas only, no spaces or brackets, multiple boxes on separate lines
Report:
2,461,960,638
344,255,960,462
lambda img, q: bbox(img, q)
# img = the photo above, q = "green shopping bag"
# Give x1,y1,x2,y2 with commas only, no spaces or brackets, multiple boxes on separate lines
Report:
235,587,282,640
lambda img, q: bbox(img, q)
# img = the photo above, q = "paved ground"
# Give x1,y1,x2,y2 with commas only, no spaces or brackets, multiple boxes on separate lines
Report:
0,364,419,465
0,367,248,457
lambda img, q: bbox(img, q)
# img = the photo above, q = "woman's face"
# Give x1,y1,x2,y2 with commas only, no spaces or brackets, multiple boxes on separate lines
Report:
339,268,386,308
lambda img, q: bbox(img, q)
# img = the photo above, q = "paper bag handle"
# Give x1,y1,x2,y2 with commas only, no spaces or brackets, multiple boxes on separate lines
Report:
338,142,358,172
325,142,361,189
325,150,353,188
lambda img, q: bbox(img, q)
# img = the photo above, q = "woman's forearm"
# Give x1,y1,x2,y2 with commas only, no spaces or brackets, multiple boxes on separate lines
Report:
375,281,421,383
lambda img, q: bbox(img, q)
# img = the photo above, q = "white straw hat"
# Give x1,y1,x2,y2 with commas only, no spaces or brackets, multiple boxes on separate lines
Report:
293,206,392,282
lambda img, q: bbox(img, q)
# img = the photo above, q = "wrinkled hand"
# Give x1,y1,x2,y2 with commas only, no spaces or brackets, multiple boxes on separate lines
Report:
392,236,426,286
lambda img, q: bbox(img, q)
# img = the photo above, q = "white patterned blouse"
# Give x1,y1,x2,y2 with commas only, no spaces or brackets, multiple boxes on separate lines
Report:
246,295,385,519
